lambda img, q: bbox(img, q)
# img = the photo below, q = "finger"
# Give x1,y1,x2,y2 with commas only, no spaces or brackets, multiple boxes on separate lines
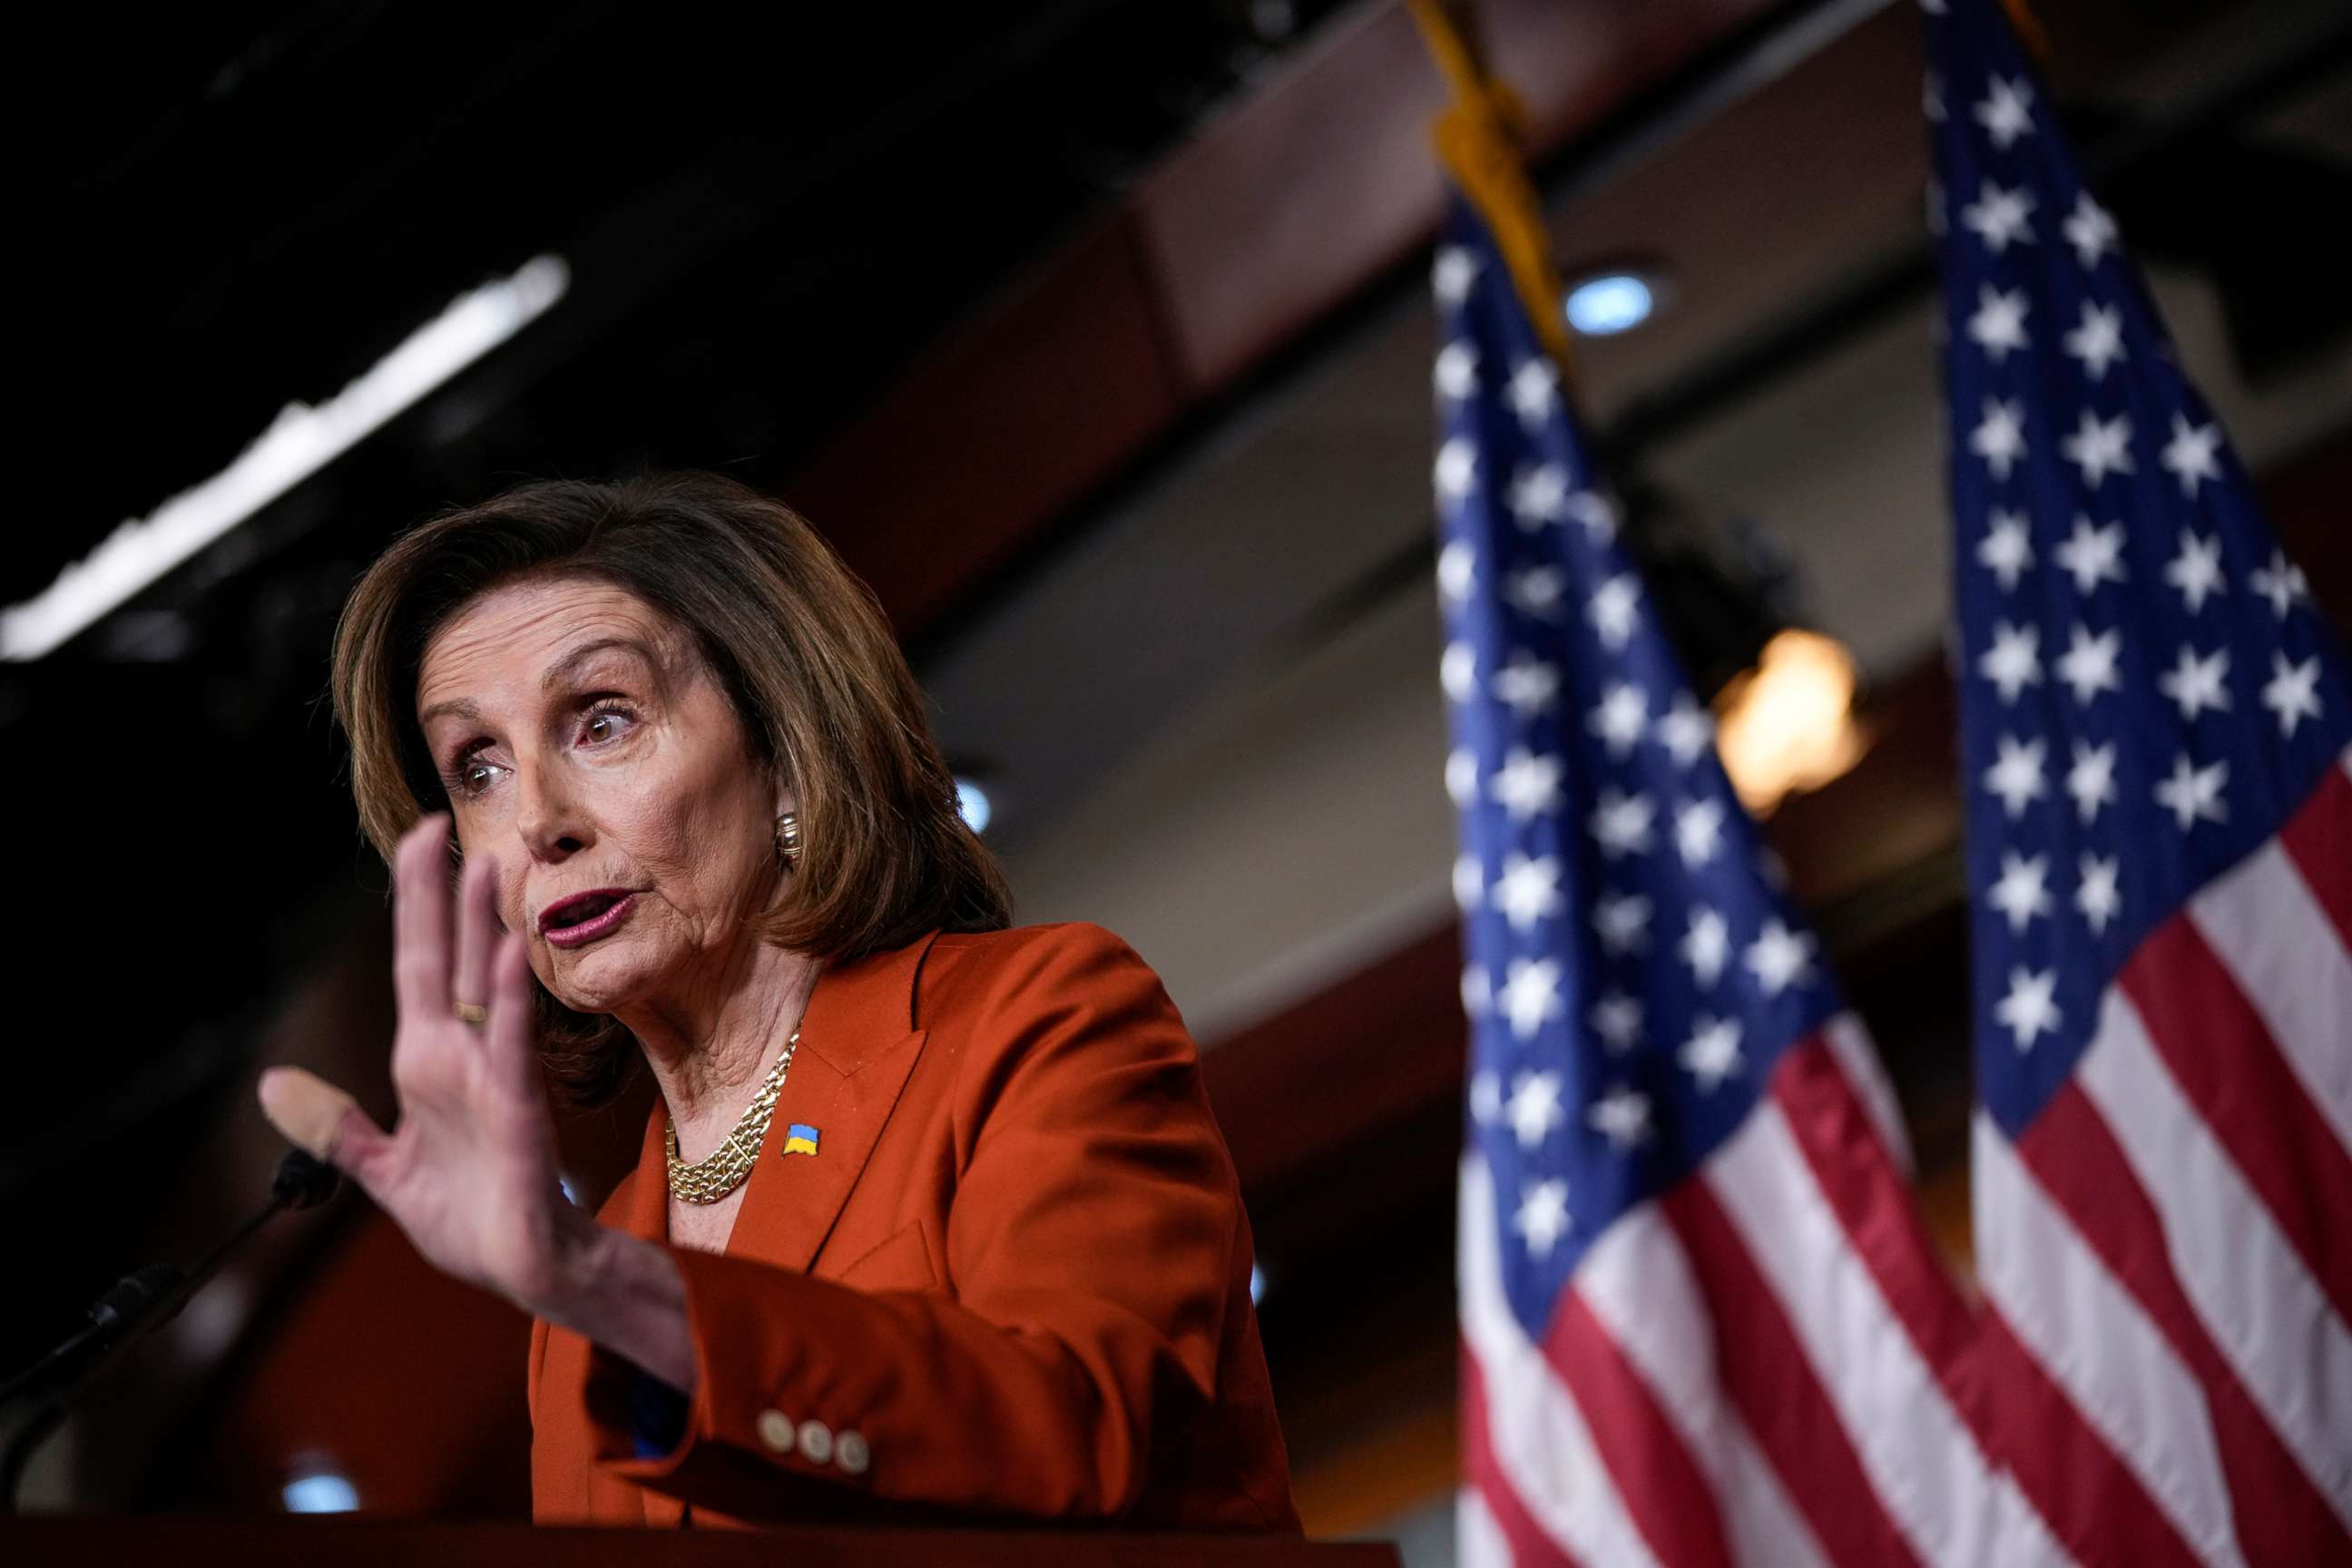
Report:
392,815,455,1022
485,929,541,1100
452,848,500,1024
259,1065,393,1191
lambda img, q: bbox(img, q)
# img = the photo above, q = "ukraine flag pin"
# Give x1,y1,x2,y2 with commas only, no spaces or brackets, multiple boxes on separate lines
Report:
781,1122,821,1159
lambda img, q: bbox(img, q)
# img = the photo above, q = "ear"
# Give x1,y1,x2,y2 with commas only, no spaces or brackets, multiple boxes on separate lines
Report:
771,774,797,822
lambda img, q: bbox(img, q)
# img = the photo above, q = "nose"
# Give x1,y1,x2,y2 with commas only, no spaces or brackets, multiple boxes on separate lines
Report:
514,758,594,865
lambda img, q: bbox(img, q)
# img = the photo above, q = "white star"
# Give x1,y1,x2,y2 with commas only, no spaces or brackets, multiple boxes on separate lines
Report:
2160,415,2223,498
1590,789,1656,859
2055,623,2122,706
1494,851,1565,932
1461,963,1492,1019
1681,906,1731,988
2063,191,2118,269
1490,747,1563,820
1745,919,1817,996
1587,1084,1653,1151
1492,651,1563,718
1446,747,1482,808
1564,489,1621,542
1978,621,2043,704
1967,284,2031,360
1434,340,1480,401
1502,564,1567,622
1592,892,1652,956
1674,797,1726,868
1440,641,1478,701
2250,549,2310,620
1506,463,1568,527
1512,1179,1573,1260
1977,509,2034,590
1658,695,1715,767
2066,739,2118,823
2077,853,2122,936
2054,515,2127,593
1433,246,1481,308
1588,573,1642,651
1591,992,1642,1054
1468,1068,1502,1124
2062,301,2126,381
1994,967,2063,1053
2060,409,2134,488
2157,644,2231,721
2154,753,2228,830
1961,179,2036,253
1507,358,1560,429
1453,852,1485,913
1679,1015,1745,1092
1436,539,1476,604
1588,682,1649,758
1987,850,2053,934
2263,652,2324,739
1503,1070,1565,1150
1975,74,2036,149
1970,397,2027,481
1499,957,1566,1040
1434,437,1479,503
2164,530,2227,613
1984,733,2048,819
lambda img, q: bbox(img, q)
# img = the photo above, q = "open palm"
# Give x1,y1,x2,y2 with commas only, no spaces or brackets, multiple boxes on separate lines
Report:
264,815,583,1311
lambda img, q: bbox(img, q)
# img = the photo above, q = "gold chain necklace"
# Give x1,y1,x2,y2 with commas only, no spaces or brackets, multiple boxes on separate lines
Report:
664,1024,801,1205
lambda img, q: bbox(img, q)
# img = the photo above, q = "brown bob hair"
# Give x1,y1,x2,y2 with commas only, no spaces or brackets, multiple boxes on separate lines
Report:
330,470,1014,1107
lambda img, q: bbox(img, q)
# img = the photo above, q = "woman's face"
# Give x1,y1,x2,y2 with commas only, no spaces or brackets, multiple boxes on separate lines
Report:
415,576,789,1017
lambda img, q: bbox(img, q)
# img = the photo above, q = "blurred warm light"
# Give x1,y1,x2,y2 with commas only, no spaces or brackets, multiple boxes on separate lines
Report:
0,254,571,662
1712,628,1867,815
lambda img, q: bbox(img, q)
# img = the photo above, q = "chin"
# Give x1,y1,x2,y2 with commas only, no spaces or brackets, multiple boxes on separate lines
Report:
544,940,664,1014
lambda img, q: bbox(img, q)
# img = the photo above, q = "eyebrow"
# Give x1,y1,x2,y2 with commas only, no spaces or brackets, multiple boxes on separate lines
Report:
416,636,662,729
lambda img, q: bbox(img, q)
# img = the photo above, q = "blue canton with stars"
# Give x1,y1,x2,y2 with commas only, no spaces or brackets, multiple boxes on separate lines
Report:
1931,0,2352,1139
1435,196,1841,1336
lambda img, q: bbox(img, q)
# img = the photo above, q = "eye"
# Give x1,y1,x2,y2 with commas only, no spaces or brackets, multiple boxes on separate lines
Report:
580,702,637,746
449,749,505,799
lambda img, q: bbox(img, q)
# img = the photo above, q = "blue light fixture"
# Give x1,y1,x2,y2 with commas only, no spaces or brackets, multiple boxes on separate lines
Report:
1563,271,1657,336
955,778,992,835
281,1467,359,1514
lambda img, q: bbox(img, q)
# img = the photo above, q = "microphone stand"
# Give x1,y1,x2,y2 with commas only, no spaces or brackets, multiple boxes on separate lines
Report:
0,1149,340,1512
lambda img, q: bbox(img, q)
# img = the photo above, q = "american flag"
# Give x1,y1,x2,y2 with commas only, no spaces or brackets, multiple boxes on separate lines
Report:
1434,193,2060,1566
1934,0,2352,1561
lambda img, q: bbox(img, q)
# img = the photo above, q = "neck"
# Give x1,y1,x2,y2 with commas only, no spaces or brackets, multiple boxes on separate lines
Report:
622,937,823,1162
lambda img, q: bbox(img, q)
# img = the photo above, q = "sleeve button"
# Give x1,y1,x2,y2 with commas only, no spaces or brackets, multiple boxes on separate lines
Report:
835,1430,870,1475
756,1409,797,1455
797,1418,834,1465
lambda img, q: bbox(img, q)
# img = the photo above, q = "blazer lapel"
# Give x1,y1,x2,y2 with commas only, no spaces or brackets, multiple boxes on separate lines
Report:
727,928,944,1276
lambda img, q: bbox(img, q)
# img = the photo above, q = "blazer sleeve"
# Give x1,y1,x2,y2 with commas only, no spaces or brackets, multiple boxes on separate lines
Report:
577,923,1270,1523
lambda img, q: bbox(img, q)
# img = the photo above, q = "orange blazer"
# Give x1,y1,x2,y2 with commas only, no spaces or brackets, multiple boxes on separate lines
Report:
527,921,1299,1532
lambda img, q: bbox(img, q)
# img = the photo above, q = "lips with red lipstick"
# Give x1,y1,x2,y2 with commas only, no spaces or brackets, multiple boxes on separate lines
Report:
537,888,641,948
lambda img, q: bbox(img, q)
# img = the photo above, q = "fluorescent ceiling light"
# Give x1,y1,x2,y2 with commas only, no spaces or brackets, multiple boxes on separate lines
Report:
1,254,570,661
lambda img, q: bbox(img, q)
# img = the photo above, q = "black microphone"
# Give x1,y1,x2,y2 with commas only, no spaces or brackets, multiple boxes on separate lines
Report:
0,1149,341,1511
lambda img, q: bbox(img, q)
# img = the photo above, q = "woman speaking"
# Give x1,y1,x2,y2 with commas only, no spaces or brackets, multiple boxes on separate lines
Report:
256,471,1298,1531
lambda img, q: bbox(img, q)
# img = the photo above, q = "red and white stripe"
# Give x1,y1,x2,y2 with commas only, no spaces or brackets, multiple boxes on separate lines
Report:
1460,1018,2074,1568
1973,748,2352,1565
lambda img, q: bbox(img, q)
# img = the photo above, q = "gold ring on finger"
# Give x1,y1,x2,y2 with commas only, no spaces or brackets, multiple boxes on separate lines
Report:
455,1001,490,1025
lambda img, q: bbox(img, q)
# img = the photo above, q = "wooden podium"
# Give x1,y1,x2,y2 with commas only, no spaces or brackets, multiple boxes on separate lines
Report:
1,1517,1405,1566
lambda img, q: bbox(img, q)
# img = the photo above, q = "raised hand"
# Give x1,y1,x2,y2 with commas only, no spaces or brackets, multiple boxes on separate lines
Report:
260,814,589,1313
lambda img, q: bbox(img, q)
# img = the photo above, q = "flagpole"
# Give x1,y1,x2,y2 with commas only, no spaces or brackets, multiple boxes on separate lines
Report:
1401,0,1579,382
